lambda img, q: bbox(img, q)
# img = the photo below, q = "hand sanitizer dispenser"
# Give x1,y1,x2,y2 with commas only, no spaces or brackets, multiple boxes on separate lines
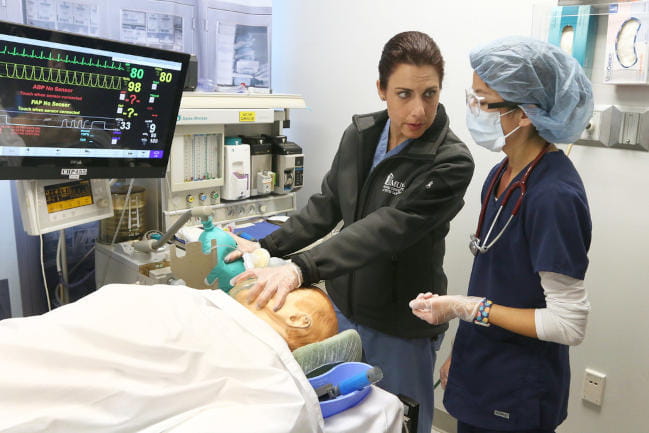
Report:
222,137,251,200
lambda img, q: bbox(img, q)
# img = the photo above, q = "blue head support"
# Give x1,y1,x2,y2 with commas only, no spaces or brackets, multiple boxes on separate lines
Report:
198,216,245,292
469,36,594,144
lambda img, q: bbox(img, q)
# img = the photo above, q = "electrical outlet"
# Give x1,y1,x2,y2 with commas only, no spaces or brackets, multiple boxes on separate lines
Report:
582,368,606,406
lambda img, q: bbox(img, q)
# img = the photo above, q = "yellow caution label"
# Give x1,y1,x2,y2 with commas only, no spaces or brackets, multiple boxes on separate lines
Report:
47,195,93,213
239,111,256,122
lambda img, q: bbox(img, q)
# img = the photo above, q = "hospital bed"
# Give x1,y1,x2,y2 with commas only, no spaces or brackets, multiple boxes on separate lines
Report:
0,283,403,433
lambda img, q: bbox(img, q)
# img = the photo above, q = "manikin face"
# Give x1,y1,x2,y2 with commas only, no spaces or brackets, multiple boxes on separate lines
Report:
377,63,441,146
230,280,337,350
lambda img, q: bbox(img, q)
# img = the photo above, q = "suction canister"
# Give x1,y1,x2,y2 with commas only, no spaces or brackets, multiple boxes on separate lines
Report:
99,181,146,243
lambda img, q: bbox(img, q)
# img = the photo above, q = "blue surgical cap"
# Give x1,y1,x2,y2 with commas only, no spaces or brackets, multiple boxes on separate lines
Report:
470,36,593,144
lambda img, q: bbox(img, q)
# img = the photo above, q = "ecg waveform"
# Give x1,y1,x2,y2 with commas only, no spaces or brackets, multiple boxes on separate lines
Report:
0,45,125,71
0,61,127,90
0,113,119,131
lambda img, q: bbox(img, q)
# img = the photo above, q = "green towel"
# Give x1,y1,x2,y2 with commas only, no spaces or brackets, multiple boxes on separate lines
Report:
292,329,362,375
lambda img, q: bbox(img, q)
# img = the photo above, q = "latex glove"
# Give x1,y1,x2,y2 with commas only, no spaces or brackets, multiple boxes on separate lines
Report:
231,262,303,311
242,248,271,270
409,293,483,324
223,232,261,263
440,355,451,390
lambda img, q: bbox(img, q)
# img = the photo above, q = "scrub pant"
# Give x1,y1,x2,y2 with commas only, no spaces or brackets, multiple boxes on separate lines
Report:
334,305,442,433
457,421,556,433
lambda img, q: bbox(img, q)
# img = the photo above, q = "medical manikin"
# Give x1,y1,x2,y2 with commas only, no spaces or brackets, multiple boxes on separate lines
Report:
0,281,361,433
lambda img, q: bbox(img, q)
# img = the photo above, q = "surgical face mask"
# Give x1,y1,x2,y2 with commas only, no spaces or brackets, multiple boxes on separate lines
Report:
465,107,521,152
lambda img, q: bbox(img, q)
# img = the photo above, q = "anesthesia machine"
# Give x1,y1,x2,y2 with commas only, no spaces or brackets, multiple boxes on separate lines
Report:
95,91,306,288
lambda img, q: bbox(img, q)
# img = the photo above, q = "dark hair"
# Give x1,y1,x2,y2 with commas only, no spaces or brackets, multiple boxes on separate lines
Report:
378,31,445,89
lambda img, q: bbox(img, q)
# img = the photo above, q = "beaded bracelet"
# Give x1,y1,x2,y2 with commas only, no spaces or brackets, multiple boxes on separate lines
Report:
473,298,493,327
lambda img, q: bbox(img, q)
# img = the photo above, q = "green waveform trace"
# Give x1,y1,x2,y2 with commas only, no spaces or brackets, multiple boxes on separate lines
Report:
0,45,124,71
0,61,128,90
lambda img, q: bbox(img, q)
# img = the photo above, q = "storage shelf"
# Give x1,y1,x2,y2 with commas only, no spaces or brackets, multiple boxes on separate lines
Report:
559,0,616,5
557,1,648,15
179,92,306,110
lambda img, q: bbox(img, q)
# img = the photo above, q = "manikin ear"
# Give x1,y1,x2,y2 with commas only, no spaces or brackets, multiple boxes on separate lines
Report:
376,80,385,101
287,312,312,329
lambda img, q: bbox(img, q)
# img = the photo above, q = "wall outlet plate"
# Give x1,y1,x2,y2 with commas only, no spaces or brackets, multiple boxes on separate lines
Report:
582,368,606,406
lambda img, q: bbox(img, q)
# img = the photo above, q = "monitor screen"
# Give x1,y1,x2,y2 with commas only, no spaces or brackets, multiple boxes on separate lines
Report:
0,20,189,180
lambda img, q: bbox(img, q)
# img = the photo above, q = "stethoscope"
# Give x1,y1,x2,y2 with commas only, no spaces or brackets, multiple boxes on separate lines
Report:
469,143,550,256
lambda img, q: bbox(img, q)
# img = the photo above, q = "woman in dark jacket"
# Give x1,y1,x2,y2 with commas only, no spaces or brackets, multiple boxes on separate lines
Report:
230,31,474,433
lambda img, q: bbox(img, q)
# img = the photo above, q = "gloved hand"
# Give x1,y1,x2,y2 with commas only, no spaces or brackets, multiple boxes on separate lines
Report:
408,292,483,325
231,262,303,312
223,232,261,263
242,248,271,270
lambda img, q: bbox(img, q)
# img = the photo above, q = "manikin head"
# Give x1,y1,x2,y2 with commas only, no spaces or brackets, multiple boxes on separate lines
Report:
230,279,338,351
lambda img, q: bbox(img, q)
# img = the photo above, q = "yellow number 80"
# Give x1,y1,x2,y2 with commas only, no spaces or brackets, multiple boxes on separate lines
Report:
160,72,173,83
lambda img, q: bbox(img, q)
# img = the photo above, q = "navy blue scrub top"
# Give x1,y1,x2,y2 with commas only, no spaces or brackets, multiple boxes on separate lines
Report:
444,150,591,431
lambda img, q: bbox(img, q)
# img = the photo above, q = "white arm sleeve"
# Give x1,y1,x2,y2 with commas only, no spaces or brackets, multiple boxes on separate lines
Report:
534,271,590,346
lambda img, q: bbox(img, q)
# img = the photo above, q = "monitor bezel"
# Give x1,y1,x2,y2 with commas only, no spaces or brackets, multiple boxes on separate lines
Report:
0,20,189,180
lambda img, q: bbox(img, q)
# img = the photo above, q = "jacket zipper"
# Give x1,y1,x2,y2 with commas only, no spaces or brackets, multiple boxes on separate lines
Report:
348,129,442,316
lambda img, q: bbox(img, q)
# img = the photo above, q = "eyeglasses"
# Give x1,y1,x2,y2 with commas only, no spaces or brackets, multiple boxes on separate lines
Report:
465,88,521,117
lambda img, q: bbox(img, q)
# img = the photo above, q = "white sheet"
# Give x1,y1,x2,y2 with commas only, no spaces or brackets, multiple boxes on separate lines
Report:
0,284,323,433
324,385,404,433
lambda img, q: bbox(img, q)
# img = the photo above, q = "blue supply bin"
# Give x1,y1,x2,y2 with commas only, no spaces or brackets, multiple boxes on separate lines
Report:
308,362,373,418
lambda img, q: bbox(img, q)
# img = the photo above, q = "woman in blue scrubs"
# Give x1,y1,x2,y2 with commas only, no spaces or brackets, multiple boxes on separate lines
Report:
409,36,593,433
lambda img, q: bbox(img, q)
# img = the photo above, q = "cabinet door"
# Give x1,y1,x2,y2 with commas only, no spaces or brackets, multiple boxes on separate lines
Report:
0,0,23,23
23,0,108,36
23,0,196,54
202,1,271,90
107,0,197,54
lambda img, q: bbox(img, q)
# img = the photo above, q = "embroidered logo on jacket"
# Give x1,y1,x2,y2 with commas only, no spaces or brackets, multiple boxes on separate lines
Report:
382,173,406,195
